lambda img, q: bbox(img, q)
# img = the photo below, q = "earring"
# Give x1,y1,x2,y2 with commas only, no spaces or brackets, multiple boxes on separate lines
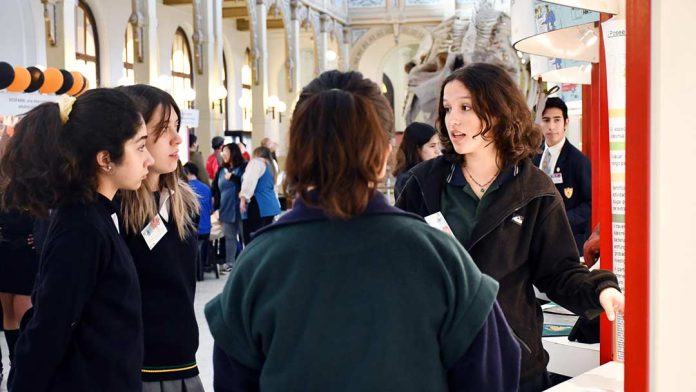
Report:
106,165,112,172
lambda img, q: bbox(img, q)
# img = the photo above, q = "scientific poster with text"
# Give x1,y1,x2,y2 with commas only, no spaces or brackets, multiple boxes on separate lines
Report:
602,17,626,362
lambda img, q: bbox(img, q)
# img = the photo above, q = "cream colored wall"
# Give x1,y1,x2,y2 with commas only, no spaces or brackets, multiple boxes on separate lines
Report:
651,0,696,389
0,0,46,67
83,0,131,86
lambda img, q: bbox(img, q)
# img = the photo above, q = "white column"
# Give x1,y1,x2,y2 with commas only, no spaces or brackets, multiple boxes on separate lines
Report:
651,0,696,390
46,0,77,70
194,0,224,156
340,26,350,71
132,0,159,85
317,13,330,74
288,0,302,95
251,0,274,148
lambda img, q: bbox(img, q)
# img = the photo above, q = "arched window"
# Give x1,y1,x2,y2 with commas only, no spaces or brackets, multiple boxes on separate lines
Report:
75,0,100,87
171,28,193,109
223,52,228,131
122,23,135,85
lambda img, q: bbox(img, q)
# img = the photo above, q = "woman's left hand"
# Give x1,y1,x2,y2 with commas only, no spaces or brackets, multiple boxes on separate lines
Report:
599,287,625,321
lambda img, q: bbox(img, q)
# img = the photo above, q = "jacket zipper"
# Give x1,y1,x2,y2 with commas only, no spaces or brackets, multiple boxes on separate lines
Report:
468,204,526,251
510,328,533,354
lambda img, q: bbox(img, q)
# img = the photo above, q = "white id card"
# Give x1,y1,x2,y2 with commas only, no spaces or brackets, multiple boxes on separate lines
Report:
551,173,563,184
424,212,454,236
141,214,168,250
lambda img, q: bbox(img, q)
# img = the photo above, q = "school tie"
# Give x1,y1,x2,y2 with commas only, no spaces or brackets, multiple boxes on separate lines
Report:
541,149,552,176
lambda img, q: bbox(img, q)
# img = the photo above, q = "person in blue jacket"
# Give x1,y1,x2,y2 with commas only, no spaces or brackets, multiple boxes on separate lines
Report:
205,70,522,391
184,162,213,281
533,97,592,254
1,89,154,391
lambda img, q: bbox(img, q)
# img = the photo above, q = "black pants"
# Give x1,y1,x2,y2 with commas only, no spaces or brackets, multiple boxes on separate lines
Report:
519,370,552,392
196,234,210,281
242,197,275,245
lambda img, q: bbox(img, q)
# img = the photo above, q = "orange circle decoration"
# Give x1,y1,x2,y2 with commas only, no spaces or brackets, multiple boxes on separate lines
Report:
39,67,64,94
6,67,31,92
67,72,85,96
76,77,90,96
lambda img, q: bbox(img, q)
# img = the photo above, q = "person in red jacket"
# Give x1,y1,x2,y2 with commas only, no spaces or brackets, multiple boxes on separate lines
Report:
206,136,224,180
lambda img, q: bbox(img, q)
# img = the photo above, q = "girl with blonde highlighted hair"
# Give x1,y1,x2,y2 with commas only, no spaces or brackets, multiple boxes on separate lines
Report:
116,85,203,392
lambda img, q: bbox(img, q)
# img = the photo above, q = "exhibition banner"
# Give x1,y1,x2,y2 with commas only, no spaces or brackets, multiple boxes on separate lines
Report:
602,17,627,362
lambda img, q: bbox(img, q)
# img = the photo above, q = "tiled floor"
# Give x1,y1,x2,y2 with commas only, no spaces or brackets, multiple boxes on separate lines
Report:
0,272,228,392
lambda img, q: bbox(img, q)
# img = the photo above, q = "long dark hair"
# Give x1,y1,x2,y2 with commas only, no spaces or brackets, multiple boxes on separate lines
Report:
393,122,437,176
221,143,244,169
284,70,393,219
0,89,143,217
115,84,198,240
436,63,542,165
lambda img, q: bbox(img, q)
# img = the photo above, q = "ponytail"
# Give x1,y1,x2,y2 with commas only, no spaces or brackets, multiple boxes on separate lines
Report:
0,89,143,217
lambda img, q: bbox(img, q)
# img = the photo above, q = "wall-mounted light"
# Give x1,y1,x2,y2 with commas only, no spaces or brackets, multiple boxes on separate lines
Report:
238,94,252,119
326,50,337,62
265,95,287,122
183,87,196,109
241,64,252,86
211,85,228,114
157,74,172,92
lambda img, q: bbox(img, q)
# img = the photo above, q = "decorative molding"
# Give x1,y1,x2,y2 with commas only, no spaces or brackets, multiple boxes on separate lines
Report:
41,0,57,47
405,0,439,5
349,24,428,68
348,0,385,8
244,0,260,84
192,0,204,74
351,28,369,43
129,0,145,62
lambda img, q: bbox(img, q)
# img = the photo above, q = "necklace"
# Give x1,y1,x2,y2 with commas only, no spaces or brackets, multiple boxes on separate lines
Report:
464,166,498,193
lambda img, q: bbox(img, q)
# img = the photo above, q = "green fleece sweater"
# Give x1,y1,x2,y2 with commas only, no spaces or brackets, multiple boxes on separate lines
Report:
206,212,498,391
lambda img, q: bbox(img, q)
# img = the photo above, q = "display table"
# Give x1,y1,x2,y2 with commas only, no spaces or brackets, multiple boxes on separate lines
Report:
542,305,600,377
545,361,624,391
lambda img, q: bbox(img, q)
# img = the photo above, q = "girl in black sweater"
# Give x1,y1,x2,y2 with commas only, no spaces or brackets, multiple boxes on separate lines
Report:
0,89,154,391
117,85,203,392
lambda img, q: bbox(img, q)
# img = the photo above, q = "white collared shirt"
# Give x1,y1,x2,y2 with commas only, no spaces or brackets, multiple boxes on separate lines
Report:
539,137,566,175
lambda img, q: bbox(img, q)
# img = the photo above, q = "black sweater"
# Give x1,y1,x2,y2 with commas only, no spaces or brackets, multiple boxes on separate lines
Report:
396,157,620,382
10,195,143,392
123,195,199,382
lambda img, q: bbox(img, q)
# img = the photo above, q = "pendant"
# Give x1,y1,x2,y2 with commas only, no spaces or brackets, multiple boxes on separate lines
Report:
480,187,485,193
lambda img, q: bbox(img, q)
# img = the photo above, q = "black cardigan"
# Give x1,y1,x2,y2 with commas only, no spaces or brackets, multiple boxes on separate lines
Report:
10,195,143,392
123,193,200,381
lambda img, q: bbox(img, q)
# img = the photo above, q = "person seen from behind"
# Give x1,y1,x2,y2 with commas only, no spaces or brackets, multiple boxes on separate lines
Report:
239,146,281,244
206,136,225,180
205,70,521,391
184,162,213,281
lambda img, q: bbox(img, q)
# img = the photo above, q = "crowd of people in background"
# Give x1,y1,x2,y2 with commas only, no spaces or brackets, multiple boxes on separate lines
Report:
0,64,623,392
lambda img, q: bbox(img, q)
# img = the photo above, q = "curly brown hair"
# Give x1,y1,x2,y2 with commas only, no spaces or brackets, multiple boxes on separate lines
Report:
284,70,393,219
436,63,542,166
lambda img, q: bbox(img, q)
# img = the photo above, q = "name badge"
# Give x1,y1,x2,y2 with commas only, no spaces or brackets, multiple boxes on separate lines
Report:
551,173,563,184
141,214,168,250
425,212,454,236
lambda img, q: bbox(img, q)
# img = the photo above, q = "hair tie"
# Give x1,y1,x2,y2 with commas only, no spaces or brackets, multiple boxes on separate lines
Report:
57,95,76,124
